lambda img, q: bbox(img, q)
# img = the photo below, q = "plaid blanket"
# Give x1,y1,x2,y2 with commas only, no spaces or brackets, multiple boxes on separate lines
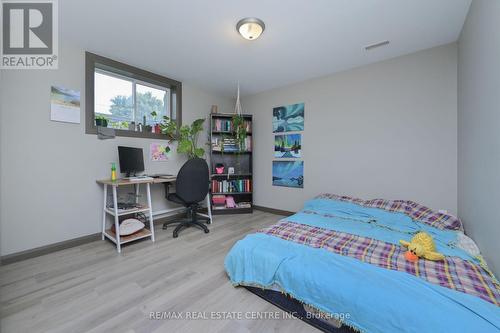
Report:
316,194,463,231
259,220,500,306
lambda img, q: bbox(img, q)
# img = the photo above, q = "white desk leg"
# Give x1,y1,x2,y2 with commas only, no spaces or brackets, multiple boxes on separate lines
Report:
102,184,107,240
206,195,212,224
112,185,121,253
146,183,155,242
135,183,140,204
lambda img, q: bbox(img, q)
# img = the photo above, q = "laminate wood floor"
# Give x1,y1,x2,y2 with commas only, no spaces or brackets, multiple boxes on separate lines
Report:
0,211,318,333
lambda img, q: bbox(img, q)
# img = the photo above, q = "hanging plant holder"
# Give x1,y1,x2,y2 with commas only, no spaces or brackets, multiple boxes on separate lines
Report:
232,83,248,152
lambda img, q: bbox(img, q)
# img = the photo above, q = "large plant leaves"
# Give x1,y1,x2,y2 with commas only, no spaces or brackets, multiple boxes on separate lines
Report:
177,139,192,154
194,147,205,158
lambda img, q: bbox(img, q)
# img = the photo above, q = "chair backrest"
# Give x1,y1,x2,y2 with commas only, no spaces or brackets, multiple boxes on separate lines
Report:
175,158,209,204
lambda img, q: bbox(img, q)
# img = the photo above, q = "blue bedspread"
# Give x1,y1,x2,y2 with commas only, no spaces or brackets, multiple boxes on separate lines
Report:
225,199,500,332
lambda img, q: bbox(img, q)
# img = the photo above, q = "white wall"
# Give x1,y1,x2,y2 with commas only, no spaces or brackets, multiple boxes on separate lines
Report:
243,44,458,214
458,0,500,276
0,44,232,256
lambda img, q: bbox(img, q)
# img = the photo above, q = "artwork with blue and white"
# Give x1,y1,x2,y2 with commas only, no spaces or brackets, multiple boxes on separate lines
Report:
274,134,301,158
272,102,304,132
272,161,304,188
50,86,81,124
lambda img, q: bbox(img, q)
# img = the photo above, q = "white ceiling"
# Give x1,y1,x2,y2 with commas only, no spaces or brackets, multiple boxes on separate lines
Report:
61,0,472,97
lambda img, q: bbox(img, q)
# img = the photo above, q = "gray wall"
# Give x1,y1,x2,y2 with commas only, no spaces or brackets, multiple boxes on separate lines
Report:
458,0,500,276
0,44,232,256
243,44,458,214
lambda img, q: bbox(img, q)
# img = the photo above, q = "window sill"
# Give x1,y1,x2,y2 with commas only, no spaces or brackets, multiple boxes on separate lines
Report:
86,126,171,140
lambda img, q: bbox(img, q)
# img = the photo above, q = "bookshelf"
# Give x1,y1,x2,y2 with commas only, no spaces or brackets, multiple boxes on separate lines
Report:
210,113,253,214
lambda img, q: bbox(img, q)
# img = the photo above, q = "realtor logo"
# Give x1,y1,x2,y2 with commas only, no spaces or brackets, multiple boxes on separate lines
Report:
1,0,58,69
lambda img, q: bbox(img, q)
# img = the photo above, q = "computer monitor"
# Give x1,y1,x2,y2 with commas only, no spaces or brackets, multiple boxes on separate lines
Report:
118,146,145,177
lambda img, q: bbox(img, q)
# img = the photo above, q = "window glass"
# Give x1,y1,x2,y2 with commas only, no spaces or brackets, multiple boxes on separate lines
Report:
136,83,169,126
86,52,182,139
94,71,133,129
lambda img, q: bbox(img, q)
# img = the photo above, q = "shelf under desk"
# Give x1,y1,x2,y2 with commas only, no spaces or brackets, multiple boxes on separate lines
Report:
96,177,176,253
96,176,212,252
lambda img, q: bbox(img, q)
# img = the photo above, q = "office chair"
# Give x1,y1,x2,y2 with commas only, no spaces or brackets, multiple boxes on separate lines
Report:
162,158,210,238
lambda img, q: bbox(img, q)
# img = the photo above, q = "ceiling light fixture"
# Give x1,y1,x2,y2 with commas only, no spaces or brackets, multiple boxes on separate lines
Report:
236,17,265,40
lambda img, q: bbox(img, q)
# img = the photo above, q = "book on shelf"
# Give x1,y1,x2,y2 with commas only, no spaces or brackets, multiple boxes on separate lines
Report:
211,136,252,152
212,118,252,133
211,179,251,193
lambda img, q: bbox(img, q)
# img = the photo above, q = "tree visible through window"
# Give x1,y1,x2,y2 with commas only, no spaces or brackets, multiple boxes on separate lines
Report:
94,70,170,130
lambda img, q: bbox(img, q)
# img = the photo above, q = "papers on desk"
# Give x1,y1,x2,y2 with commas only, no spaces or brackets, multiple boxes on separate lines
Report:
159,175,176,181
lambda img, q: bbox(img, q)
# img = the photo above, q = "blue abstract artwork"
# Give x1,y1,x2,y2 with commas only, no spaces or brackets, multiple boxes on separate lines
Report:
272,161,304,188
272,103,304,133
274,134,301,158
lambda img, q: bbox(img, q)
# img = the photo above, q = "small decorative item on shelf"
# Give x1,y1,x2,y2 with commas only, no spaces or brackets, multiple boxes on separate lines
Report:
225,196,237,208
215,163,225,174
95,115,108,127
228,167,235,175
129,121,136,131
211,105,218,114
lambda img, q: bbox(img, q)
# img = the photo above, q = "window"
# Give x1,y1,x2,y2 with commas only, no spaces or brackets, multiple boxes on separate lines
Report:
85,52,181,139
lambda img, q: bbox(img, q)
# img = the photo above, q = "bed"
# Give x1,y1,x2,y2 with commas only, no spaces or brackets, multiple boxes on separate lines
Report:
224,194,500,332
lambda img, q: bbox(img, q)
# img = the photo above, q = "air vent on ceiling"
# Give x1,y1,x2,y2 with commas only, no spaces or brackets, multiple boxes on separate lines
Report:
365,40,390,51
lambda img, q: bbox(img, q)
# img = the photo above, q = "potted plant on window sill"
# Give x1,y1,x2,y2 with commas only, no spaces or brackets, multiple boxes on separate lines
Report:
142,115,153,133
95,115,108,127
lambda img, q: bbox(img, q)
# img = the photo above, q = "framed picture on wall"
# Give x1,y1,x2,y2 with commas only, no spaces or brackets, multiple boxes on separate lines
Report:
272,102,304,133
272,161,304,188
50,86,81,124
274,134,302,158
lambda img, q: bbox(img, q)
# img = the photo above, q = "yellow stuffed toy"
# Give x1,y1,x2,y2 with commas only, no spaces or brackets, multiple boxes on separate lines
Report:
399,232,445,262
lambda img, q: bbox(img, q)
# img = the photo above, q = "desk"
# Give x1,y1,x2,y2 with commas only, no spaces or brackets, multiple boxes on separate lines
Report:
96,177,212,253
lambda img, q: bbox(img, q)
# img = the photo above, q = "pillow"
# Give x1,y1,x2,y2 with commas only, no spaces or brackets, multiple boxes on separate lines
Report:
113,218,145,236
456,232,481,257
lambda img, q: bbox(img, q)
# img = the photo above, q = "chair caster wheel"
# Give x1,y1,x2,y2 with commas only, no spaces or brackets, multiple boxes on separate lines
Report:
204,229,210,234
162,225,168,230
173,233,178,238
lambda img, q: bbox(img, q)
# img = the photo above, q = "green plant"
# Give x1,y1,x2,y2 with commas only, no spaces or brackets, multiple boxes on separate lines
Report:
118,121,129,129
95,115,108,121
232,114,247,151
159,116,206,159
95,115,109,127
